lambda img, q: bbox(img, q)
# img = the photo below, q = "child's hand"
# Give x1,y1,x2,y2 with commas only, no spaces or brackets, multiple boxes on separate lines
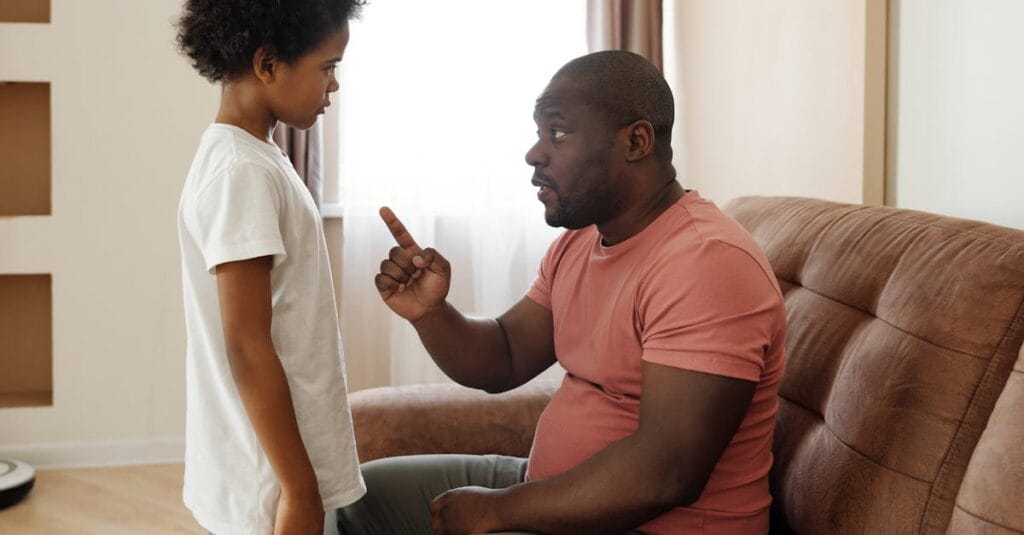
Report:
274,487,324,535
376,206,451,321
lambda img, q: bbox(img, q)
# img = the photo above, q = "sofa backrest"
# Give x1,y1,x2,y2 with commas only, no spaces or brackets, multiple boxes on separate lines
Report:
724,197,1024,534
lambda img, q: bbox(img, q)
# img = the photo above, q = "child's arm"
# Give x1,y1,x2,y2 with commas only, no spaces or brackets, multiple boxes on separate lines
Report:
215,255,324,534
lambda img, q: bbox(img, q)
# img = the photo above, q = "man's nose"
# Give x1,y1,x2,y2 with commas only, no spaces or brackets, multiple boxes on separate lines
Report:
525,139,547,168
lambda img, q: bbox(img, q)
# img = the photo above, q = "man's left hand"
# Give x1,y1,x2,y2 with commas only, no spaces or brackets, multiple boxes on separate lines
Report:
430,485,504,535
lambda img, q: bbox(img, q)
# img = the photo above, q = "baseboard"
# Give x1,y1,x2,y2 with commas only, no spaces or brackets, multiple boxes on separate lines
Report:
0,436,184,469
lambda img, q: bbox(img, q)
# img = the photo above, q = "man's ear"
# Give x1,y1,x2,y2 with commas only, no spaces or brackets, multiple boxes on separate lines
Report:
625,120,655,162
252,46,277,83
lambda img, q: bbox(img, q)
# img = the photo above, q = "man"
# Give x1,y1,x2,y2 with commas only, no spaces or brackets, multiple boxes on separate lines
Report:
338,50,786,535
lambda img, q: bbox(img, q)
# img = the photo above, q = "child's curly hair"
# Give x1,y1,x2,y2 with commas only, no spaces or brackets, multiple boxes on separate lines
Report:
176,0,366,83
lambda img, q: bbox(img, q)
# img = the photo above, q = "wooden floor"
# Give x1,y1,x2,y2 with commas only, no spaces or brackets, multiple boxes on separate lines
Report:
0,463,203,534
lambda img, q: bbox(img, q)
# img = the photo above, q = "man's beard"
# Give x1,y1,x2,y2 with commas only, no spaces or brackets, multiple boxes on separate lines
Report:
546,166,620,229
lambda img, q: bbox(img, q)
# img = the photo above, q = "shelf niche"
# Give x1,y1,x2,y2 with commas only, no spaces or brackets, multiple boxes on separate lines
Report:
0,274,53,408
0,0,50,23
0,82,51,216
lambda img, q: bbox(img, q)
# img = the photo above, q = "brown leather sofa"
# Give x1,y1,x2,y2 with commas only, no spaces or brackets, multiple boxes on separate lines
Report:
348,197,1024,534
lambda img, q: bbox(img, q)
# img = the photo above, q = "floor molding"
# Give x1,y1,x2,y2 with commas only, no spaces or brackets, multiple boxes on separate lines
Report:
0,437,184,469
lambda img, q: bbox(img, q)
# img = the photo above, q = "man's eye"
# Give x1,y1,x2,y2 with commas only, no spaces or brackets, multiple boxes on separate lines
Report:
535,128,566,141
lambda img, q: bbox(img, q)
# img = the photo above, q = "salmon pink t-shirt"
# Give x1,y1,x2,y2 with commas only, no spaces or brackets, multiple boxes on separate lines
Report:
525,191,786,534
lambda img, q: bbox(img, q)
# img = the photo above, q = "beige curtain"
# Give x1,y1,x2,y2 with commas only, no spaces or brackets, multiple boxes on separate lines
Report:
274,122,323,207
587,0,663,71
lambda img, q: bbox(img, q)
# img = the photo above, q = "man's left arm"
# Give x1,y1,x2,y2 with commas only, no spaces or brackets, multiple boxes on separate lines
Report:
431,361,755,535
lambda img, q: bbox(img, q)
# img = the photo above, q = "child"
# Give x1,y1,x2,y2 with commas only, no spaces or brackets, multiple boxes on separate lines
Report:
175,1,366,533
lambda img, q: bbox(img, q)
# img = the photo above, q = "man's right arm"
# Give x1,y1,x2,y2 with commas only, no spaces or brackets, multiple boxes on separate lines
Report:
410,297,555,392
374,207,556,392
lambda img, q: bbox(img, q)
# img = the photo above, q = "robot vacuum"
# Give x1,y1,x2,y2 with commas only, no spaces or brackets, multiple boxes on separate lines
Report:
0,459,35,509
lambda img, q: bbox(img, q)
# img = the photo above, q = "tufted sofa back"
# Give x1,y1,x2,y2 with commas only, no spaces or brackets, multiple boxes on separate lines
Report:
724,197,1024,533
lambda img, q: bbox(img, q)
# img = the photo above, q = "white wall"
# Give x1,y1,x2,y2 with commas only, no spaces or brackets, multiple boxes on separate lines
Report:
0,0,219,466
665,0,880,207
890,0,1024,229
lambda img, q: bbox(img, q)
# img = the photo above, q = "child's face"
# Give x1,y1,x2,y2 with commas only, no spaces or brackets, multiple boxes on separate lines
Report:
268,23,350,130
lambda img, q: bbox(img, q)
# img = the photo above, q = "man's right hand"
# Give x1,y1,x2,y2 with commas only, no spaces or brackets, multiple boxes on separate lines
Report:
375,206,451,321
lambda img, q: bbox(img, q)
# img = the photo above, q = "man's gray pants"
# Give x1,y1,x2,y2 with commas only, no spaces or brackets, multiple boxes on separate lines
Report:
330,454,531,535
330,454,640,535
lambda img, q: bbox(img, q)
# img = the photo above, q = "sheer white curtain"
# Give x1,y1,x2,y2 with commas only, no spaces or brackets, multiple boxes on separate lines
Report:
336,1,586,388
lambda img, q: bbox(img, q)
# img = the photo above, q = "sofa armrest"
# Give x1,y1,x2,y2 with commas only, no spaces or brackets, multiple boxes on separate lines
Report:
350,380,559,463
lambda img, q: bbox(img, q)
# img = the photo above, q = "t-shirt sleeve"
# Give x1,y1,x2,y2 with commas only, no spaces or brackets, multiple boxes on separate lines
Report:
525,231,570,310
185,163,287,274
639,240,781,383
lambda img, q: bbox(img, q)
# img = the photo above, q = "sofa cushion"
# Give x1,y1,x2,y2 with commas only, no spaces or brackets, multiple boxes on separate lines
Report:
949,343,1024,533
724,197,1024,533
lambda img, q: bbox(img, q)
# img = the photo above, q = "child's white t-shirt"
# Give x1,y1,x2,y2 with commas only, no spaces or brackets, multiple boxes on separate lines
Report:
177,123,366,535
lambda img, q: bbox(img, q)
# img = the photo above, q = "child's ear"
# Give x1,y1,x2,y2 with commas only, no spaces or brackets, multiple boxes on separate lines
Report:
252,46,276,83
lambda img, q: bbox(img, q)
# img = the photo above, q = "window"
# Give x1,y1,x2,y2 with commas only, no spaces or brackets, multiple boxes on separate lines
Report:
335,0,586,213
332,1,586,387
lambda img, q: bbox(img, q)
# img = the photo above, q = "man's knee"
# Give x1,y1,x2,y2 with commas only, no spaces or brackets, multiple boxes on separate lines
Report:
334,454,527,535
335,456,440,535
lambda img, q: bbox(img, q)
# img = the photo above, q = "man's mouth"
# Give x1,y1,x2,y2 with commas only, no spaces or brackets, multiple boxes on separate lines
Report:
531,174,555,190
535,182,556,203
532,173,557,204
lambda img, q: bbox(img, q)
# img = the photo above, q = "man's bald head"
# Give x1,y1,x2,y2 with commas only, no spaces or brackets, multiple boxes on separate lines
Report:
552,50,675,153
